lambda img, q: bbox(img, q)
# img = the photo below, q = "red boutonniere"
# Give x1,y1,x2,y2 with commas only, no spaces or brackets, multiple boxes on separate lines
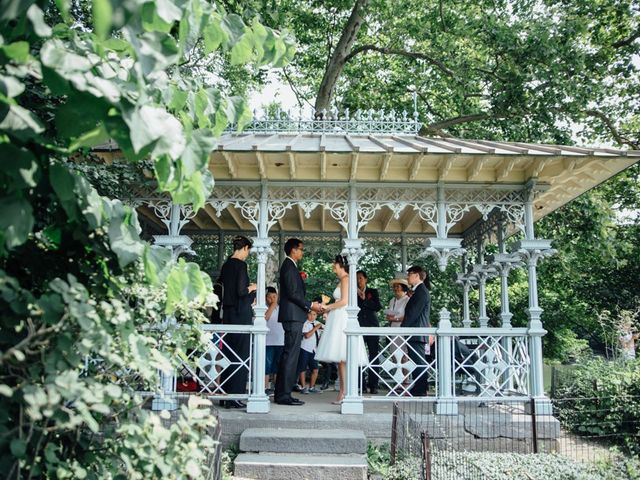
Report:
300,271,308,281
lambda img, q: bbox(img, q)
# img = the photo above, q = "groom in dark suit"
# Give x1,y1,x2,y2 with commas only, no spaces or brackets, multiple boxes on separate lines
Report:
274,238,323,405
402,265,431,396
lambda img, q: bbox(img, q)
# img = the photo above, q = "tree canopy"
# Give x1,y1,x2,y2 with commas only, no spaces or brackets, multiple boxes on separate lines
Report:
229,0,639,147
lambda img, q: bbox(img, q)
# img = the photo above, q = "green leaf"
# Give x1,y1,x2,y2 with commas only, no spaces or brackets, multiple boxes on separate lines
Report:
92,0,112,40
137,32,179,75
0,104,45,140
155,0,183,24
26,4,52,38
49,163,80,222
123,105,185,160
0,384,13,397
55,0,71,22
0,74,25,98
141,3,173,33
0,143,38,191
0,194,34,255
68,124,110,150
55,94,109,140
230,34,253,65
0,0,35,22
0,41,29,63
40,39,92,74
225,96,252,131
10,438,27,458
203,14,228,53
107,200,144,268
143,244,173,285
165,259,210,313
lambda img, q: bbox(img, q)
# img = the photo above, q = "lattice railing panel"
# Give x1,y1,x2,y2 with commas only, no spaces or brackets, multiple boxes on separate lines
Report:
360,333,438,398
453,335,530,397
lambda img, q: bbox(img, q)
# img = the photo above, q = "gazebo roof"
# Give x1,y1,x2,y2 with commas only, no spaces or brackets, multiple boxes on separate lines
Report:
95,133,639,235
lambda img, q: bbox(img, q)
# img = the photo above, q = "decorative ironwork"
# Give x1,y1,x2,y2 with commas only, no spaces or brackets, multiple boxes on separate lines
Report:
208,200,230,217
361,333,438,398
177,331,253,396
226,108,422,135
453,334,530,397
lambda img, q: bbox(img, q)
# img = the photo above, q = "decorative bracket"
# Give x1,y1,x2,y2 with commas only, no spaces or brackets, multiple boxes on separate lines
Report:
423,238,466,272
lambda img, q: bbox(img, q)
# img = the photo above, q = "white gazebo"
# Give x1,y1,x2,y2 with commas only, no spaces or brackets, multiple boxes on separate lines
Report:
96,111,639,414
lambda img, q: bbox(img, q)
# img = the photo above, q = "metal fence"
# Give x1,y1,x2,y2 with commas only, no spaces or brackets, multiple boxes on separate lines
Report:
158,402,223,480
391,397,640,480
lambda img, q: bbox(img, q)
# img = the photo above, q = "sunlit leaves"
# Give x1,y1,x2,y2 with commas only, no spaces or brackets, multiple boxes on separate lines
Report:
123,105,186,160
107,200,144,268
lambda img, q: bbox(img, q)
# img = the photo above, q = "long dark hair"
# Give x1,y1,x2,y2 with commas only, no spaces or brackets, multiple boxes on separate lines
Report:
334,254,349,273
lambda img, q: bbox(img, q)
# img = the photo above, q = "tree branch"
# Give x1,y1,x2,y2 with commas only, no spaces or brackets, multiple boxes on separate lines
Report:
584,110,639,149
314,0,370,113
612,26,640,48
426,112,493,133
344,44,455,77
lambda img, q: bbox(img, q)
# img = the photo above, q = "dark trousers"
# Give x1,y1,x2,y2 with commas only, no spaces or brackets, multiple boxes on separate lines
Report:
362,335,380,390
274,321,303,402
222,332,250,394
407,340,429,396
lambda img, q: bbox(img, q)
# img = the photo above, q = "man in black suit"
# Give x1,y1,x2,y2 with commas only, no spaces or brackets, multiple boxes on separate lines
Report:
274,238,323,405
357,270,383,394
402,265,431,396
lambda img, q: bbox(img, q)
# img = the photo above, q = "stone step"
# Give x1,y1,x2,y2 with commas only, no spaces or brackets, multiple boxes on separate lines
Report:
234,453,368,480
239,428,367,454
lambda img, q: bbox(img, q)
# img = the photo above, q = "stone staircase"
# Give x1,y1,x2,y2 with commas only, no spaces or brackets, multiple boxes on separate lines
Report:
234,428,368,480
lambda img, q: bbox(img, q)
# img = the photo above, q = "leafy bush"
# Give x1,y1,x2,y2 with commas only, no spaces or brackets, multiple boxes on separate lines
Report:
433,451,640,480
552,358,640,454
0,0,294,478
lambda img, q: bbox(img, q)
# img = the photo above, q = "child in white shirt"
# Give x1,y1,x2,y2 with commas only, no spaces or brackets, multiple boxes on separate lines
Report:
297,311,322,393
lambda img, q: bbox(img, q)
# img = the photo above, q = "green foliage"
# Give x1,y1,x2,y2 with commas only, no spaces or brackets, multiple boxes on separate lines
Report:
367,442,391,476
0,0,294,478
268,0,638,147
553,358,640,455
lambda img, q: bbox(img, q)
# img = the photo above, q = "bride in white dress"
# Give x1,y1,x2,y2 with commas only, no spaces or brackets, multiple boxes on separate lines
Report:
315,255,368,404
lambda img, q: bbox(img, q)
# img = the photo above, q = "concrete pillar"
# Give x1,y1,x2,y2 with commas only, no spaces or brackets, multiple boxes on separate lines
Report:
436,308,458,415
342,184,364,415
247,186,270,413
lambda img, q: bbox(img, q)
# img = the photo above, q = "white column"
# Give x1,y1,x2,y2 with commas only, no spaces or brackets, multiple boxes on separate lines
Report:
476,272,489,328
400,234,408,273
152,202,192,411
462,281,472,328
342,184,365,414
247,186,270,413
496,221,513,327
436,308,458,415
517,185,554,415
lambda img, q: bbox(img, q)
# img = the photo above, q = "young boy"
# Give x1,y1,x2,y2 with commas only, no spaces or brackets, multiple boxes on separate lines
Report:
297,310,322,394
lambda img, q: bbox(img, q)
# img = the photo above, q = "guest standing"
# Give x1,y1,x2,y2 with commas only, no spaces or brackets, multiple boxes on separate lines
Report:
357,270,382,394
219,235,256,408
264,286,283,395
402,265,431,396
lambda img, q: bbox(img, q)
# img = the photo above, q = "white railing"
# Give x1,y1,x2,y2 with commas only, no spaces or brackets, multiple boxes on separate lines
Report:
344,309,533,414
150,323,268,412
148,309,535,414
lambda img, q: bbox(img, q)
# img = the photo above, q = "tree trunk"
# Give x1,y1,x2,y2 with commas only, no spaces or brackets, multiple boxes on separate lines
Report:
314,0,370,115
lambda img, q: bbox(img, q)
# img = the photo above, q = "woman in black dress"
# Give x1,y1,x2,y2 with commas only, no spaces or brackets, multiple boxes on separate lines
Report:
219,235,256,408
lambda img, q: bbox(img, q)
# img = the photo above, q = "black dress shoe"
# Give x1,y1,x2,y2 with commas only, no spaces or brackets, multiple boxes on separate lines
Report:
275,397,305,406
370,388,379,395
225,400,246,409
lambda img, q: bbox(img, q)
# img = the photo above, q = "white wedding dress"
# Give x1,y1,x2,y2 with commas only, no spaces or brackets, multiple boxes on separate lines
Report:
315,286,368,365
